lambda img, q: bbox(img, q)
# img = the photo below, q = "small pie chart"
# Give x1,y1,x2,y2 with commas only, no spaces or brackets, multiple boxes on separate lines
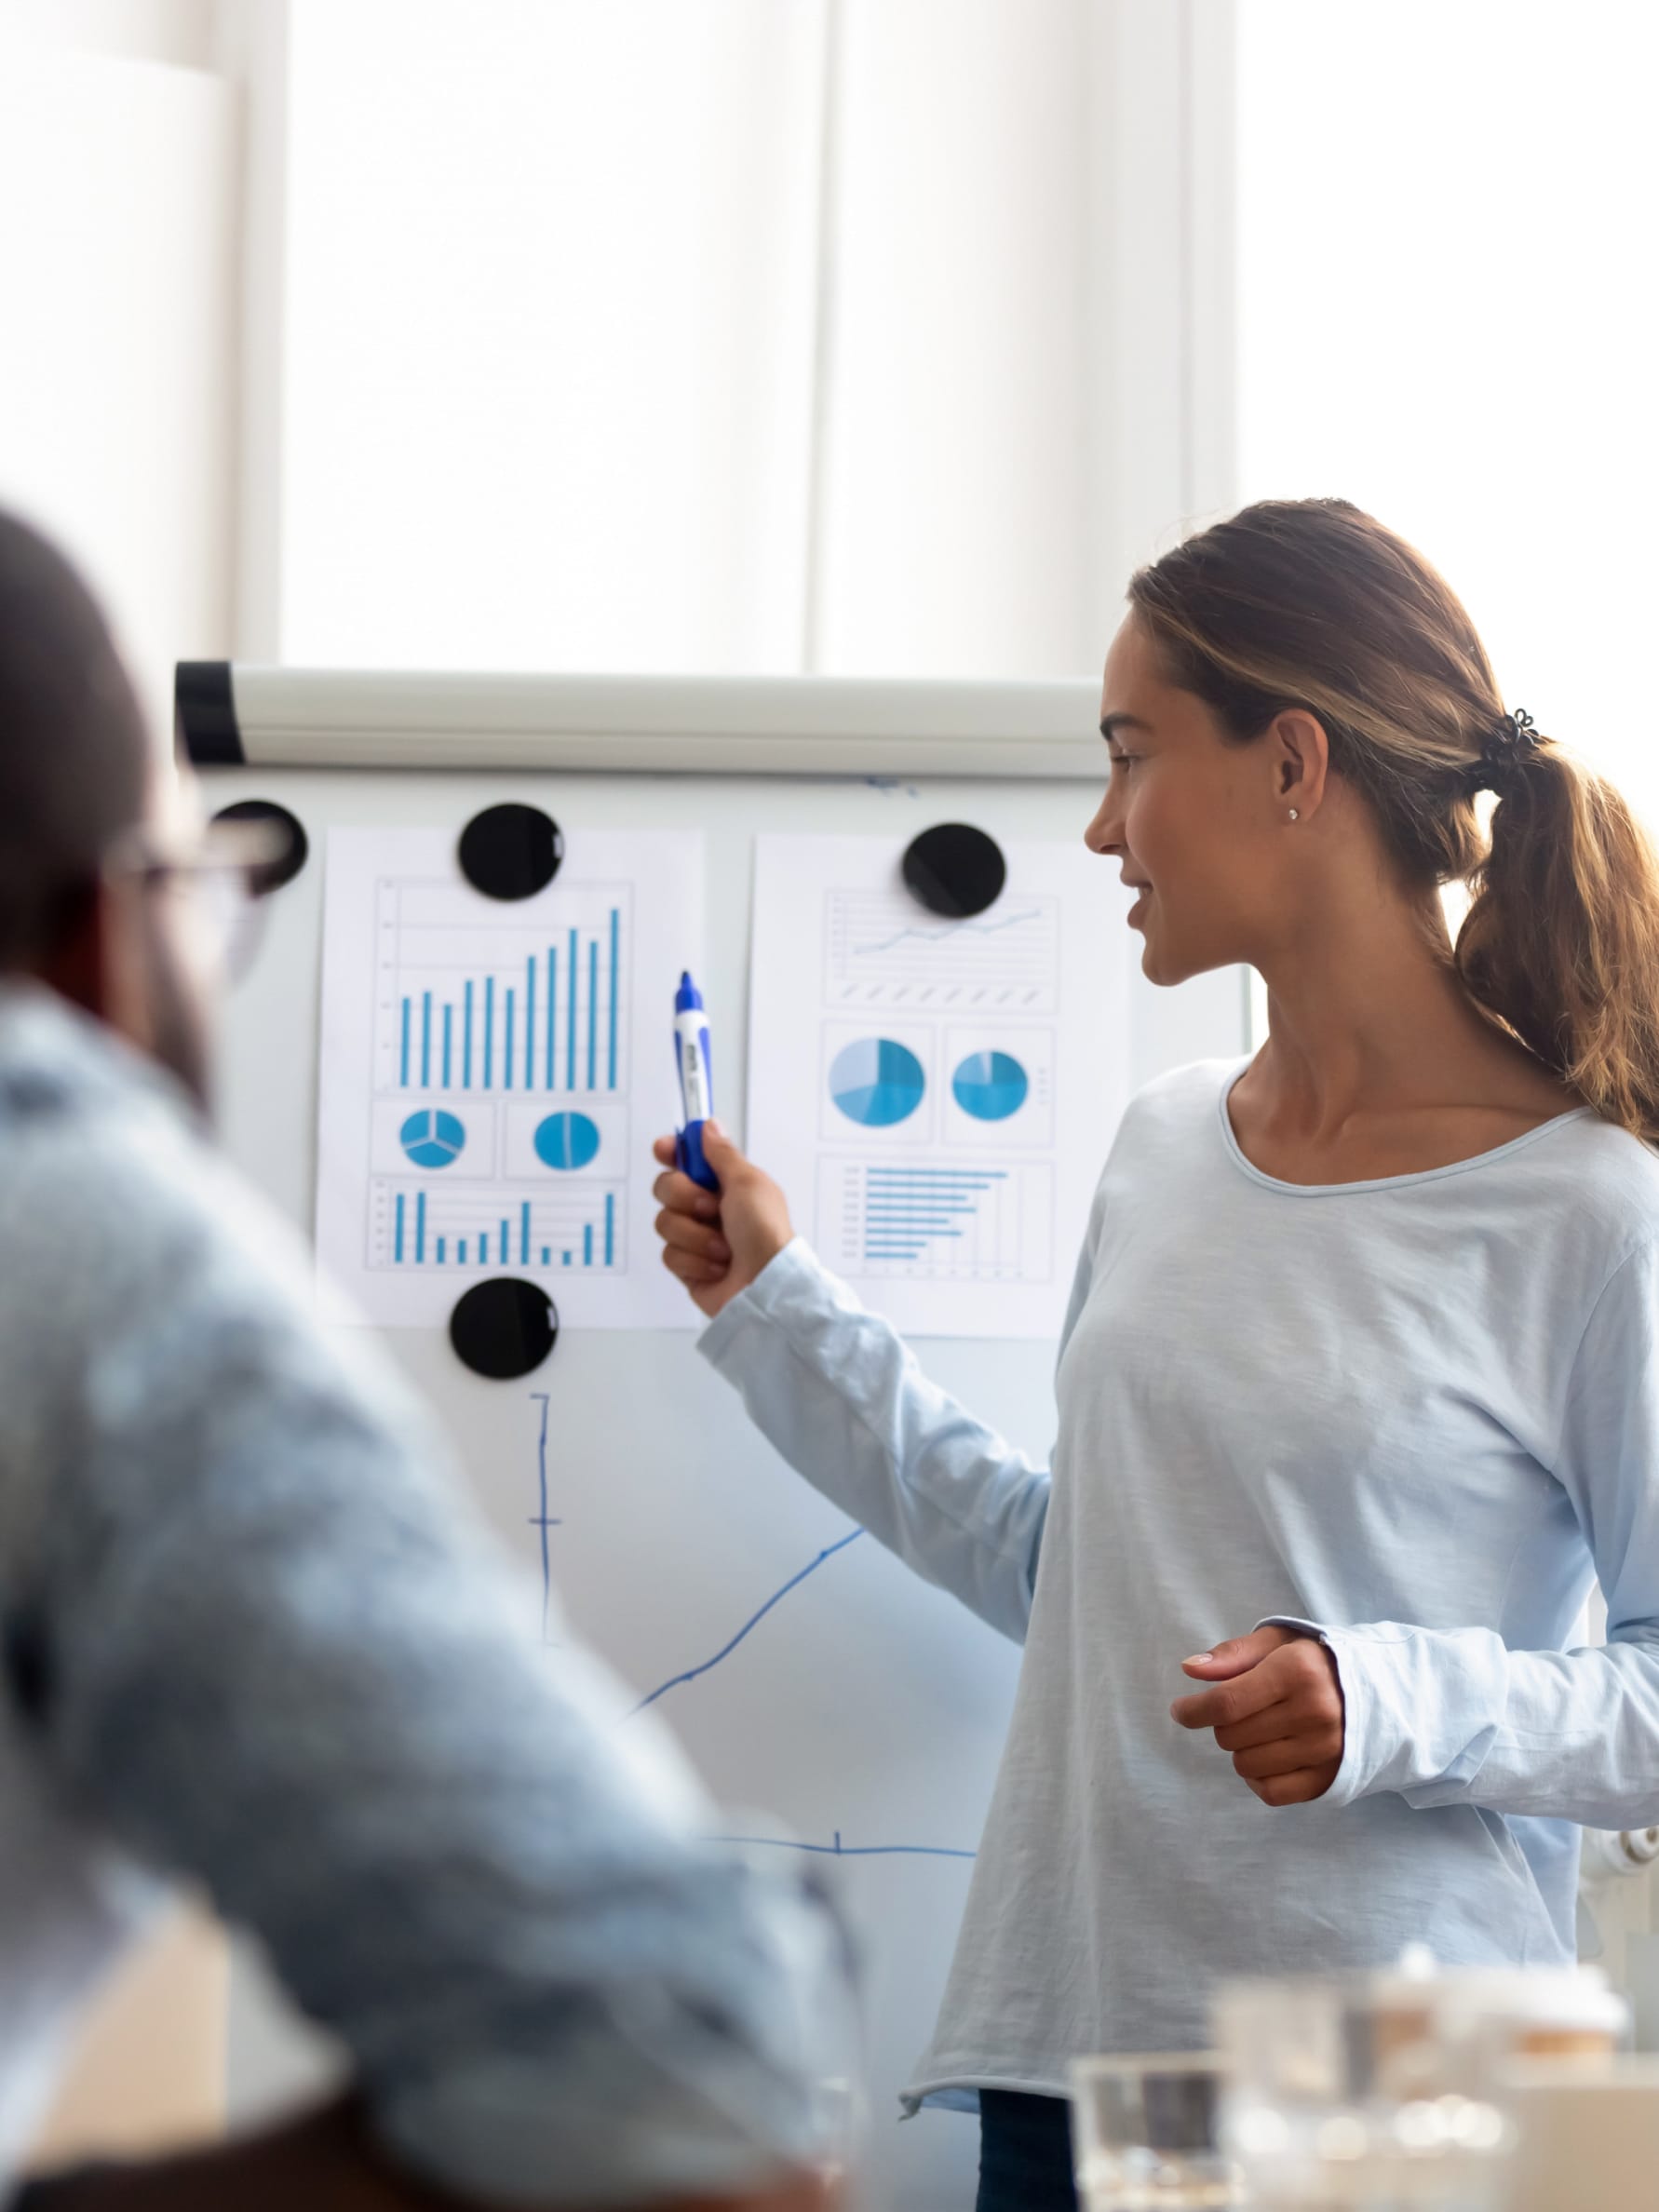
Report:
951,1049,1030,1122
830,1037,926,1127
400,1108,467,1169
534,1110,601,1171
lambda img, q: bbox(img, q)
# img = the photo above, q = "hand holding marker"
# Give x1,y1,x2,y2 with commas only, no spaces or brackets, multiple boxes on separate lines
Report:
654,976,795,1319
673,971,719,1191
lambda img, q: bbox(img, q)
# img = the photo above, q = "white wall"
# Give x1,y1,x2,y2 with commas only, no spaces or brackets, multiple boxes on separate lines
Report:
0,12,239,734
1235,0,1659,820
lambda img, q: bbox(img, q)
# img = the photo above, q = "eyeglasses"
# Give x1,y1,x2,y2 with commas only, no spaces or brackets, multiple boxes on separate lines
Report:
101,816,293,980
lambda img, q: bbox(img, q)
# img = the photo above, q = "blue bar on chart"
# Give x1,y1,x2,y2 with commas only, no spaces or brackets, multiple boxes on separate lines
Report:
861,1167,1009,1262
584,1222,593,1265
519,1201,531,1265
415,1191,427,1263
394,908,625,1094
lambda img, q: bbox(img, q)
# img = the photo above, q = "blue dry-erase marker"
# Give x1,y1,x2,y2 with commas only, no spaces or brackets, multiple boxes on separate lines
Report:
673,971,719,1191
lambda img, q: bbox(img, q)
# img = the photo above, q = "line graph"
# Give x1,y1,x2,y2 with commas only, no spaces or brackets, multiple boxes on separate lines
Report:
630,1529,866,1714
715,1830,976,1863
825,886,1059,1010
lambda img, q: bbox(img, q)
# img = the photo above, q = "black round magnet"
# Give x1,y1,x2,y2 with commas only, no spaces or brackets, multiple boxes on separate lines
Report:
458,803,563,900
449,1278,559,1380
210,799,309,894
901,822,1007,919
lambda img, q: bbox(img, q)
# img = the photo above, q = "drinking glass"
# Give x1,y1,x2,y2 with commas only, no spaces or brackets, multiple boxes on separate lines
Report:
1070,2053,1240,2210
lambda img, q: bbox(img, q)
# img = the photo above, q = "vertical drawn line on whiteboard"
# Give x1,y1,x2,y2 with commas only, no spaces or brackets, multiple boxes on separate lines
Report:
505,989,515,1089
525,956,535,1090
527,1391,560,1639
399,998,411,1086
484,978,494,1088
421,991,432,1086
442,1004,452,1089
713,1830,976,1863
629,1529,865,1715
567,927,578,1089
464,980,474,1088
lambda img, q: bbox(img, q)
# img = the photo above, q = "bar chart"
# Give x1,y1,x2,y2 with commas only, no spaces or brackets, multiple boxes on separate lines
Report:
816,1157,1054,1281
374,879,631,1096
371,1179,623,1275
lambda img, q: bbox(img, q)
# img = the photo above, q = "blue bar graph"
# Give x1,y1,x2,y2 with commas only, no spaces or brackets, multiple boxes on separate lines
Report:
381,1186,623,1274
861,1167,1009,1261
390,904,625,1093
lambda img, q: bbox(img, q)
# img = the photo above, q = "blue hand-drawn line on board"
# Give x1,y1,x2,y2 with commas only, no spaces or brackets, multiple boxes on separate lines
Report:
630,1528,867,1715
853,908,1042,960
528,1392,561,1638
716,1829,975,1863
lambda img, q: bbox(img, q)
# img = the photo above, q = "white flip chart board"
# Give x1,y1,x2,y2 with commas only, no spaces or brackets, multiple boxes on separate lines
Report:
192,671,1249,2212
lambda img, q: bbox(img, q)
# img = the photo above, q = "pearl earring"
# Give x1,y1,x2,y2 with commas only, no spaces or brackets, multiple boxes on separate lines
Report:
1288,807,1300,822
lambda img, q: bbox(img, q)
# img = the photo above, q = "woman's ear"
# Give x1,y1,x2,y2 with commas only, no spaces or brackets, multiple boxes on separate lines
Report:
1269,708,1330,820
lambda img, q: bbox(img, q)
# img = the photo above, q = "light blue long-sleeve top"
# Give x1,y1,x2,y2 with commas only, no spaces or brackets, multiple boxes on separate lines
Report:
697,1057,1659,2108
0,985,849,2206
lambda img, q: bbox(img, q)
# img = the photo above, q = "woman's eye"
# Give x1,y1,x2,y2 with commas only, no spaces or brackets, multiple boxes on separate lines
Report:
1110,753,1137,773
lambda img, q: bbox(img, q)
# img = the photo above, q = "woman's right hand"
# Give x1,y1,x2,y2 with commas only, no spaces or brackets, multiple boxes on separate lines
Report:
651,1122,795,1319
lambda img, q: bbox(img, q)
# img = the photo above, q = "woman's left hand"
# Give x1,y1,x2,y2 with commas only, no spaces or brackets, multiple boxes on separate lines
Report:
1169,1626,1345,1805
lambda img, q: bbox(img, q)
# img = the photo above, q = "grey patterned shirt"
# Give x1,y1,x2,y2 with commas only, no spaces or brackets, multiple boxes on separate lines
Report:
0,984,847,2206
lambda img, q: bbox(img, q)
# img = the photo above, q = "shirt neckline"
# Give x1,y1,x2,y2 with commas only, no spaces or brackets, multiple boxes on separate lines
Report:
1217,1056,1594,1197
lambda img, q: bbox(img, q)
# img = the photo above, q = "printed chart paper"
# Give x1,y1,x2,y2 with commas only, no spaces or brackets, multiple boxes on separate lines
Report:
317,827,701,1329
747,834,1128,1337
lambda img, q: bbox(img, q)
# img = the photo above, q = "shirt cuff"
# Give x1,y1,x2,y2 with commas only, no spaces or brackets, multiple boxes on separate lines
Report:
695,1236,838,1368
1255,1613,1370,1811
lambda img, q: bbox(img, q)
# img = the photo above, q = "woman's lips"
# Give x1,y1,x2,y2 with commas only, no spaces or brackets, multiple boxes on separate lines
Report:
1126,888,1150,926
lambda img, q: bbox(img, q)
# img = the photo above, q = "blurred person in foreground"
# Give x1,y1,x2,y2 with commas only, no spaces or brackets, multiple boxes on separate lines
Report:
0,508,848,2212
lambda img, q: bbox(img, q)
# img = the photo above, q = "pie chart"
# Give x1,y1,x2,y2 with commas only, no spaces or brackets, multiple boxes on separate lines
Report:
534,1110,601,1170
399,1108,466,1169
830,1038,925,1127
951,1049,1029,1122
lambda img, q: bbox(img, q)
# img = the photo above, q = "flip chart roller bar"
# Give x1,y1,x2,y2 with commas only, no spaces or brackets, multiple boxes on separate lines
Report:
176,666,1105,779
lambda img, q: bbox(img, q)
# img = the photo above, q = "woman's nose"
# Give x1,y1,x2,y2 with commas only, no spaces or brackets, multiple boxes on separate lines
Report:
1084,791,1120,856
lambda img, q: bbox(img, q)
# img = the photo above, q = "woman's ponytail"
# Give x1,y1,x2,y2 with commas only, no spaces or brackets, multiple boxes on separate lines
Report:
1457,744,1659,1143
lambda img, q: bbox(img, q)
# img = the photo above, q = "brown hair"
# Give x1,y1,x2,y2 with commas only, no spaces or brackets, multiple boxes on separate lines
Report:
1129,497,1659,1143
